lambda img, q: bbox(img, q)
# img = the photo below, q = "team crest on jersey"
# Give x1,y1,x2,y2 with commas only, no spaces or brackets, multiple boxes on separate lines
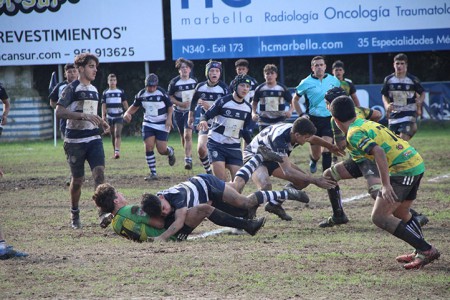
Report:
403,150,413,157
201,93,206,98
405,85,410,90
225,110,232,116
212,151,218,158
396,144,404,150
236,112,240,117
389,84,394,89
157,96,161,101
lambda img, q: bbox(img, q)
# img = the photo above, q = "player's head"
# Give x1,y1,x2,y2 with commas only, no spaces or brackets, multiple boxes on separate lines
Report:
325,87,347,104
205,60,222,83
107,73,117,87
233,74,252,98
263,64,278,84
93,183,118,213
74,53,99,82
145,73,159,91
235,59,249,75
291,117,317,145
64,63,78,82
311,56,326,77
330,96,356,122
176,57,194,77
141,193,162,217
332,60,345,80
393,53,408,74
74,52,99,68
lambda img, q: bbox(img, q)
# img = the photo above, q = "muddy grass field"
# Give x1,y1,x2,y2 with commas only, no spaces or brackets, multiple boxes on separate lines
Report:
1,123,449,299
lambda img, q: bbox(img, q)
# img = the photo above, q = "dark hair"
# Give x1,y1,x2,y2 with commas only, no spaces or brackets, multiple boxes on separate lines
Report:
235,59,249,68
92,183,116,213
330,96,356,122
64,63,75,71
263,64,277,74
394,53,408,63
74,52,99,68
292,117,317,135
141,193,162,217
175,57,194,69
107,73,116,80
311,56,325,65
325,87,347,103
332,60,344,70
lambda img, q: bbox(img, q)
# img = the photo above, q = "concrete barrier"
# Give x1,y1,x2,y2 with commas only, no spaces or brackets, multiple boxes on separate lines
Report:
0,97,53,142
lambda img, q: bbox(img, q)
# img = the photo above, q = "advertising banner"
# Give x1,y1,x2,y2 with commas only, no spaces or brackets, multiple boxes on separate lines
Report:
171,0,450,59
0,0,165,66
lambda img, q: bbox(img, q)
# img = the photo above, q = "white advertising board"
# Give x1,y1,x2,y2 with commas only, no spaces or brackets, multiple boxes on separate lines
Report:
0,0,165,66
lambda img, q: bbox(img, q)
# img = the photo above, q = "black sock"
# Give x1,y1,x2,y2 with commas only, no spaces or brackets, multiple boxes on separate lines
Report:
309,155,318,163
207,208,249,230
322,152,332,171
327,185,344,217
393,220,431,251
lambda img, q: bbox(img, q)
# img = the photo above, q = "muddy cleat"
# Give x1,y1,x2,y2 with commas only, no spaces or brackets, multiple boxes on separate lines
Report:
71,209,81,229
265,203,292,221
144,173,158,181
403,246,440,270
168,146,176,166
283,187,310,203
257,144,283,163
184,160,192,170
309,160,317,173
244,217,266,236
99,213,114,228
0,246,28,260
114,153,120,159
319,214,349,228
396,251,417,263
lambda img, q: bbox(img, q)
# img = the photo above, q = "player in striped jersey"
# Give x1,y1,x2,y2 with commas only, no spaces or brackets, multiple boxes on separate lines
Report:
124,73,176,181
197,74,253,181
56,53,110,229
168,58,198,170
101,73,129,159
381,53,425,141
330,96,439,270
188,60,230,174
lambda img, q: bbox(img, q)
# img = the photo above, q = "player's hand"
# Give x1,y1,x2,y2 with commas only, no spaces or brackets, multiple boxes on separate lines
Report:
329,145,346,157
381,184,398,204
313,176,337,189
197,120,208,132
199,99,210,110
165,120,173,132
187,117,194,129
101,120,110,135
1,115,7,125
284,110,292,118
252,113,259,122
336,139,347,151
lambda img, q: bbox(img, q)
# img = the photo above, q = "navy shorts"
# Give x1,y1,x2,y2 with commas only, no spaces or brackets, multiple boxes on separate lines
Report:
207,140,243,166
389,121,416,137
64,139,105,178
173,110,190,134
107,117,124,127
142,126,169,141
309,115,332,137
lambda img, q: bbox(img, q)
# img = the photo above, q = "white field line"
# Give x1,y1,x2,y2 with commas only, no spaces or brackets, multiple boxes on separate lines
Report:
187,227,234,240
427,173,450,182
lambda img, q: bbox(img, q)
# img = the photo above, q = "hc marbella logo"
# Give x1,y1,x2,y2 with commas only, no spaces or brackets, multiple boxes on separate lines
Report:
181,0,251,9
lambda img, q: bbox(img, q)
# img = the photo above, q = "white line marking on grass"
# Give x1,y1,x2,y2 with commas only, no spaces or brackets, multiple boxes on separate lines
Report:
187,227,234,240
427,173,450,182
342,193,370,203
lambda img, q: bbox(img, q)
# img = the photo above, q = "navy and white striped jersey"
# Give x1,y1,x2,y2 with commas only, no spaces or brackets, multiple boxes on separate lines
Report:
203,94,252,147
132,87,172,132
101,88,127,119
157,174,224,210
49,80,69,102
167,75,198,112
190,80,230,116
247,123,297,156
253,82,292,126
381,73,424,125
57,80,101,143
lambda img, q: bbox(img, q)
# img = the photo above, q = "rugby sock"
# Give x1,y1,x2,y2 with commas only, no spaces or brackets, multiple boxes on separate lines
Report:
309,155,318,164
146,151,157,175
322,152,332,172
208,208,251,229
254,190,288,205
114,149,120,154
406,216,424,239
185,157,192,163
327,185,344,217
200,156,211,173
393,220,431,252
235,154,264,183
167,147,174,156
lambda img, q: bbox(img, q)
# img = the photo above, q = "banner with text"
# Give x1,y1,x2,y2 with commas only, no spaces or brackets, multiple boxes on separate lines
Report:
0,0,165,66
171,0,450,59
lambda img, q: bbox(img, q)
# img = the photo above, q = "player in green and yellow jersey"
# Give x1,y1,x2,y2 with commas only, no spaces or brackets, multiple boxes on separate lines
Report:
329,95,440,270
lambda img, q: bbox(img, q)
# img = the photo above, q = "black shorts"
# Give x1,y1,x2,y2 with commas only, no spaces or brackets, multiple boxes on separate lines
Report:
377,173,424,202
343,158,379,179
309,115,332,137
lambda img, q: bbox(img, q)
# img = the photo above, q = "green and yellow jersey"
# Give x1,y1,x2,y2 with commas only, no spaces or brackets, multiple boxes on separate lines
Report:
346,118,424,176
112,205,174,242
331,106,374,162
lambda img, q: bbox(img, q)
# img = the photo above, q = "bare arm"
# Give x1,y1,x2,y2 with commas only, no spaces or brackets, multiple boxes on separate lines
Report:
370,145,397,203
292,93,303,115
101,103,107,120
370,110,382,122
148,216,165,229
350,92,361,107
165,106,173,131
251,100,259,121
307,135,345,157
154,208,188,242
1,98,10,125
382,95,392,118
123,105,139,123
